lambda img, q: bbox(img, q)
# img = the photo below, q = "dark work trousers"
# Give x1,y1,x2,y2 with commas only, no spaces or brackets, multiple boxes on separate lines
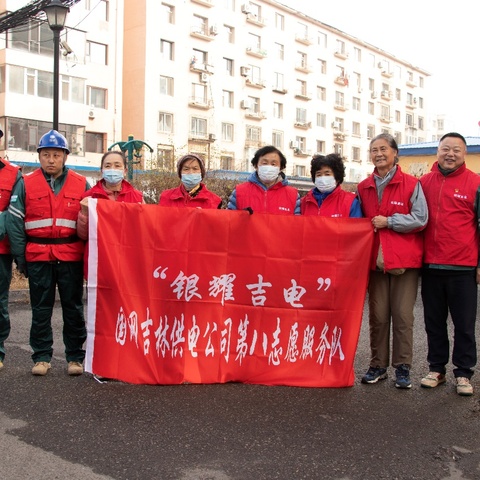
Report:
27,261,86,364
421,268,477,379
0,253,13,361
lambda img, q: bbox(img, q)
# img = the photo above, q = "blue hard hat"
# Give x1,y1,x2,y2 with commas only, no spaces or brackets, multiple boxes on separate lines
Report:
37,130,70,154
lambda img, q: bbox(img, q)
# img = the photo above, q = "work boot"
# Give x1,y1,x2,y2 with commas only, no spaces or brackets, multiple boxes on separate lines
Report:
32,361,51,376
67,361,84,376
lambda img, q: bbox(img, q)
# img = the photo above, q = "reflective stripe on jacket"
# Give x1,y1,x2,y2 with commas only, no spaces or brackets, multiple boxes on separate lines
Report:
24,169,86,262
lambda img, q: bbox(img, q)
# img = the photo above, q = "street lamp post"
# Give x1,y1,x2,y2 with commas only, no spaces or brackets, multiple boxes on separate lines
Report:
42,0,69,131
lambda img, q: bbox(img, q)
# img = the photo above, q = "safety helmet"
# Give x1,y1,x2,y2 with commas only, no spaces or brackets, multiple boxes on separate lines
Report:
37,130,70,154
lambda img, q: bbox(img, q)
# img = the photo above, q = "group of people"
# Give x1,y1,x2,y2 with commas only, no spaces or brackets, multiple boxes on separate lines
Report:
0,129,478,397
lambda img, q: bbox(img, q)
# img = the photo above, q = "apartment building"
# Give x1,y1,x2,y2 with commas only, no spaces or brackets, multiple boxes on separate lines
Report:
0,0,429,181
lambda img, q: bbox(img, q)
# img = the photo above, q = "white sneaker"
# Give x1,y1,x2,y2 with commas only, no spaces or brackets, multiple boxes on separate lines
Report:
456,377,473,396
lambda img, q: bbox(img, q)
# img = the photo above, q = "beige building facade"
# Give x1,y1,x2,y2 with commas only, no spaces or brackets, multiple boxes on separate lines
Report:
1,0,430,181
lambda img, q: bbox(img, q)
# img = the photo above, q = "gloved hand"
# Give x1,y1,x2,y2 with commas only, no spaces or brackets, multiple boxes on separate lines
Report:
15,258,28,278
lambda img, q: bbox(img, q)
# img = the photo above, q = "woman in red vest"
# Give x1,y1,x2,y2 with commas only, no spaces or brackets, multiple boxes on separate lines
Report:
77,151,144,278
158,154,222,209
356,133,428,389
301,153,362,217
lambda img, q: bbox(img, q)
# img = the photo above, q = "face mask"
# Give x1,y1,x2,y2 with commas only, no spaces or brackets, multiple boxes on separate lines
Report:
257,165,280,183
181,173,202,190
102,169,124,185
315,176,337,193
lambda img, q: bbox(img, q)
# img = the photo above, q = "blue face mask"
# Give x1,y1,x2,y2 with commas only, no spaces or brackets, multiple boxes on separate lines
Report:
102,169,124,185
181,173,202,190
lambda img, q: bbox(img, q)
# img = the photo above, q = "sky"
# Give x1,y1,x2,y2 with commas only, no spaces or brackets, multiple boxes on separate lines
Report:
280,0,480,137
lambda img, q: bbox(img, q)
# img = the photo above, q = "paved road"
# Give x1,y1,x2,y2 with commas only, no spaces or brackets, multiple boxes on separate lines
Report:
1,290,479,480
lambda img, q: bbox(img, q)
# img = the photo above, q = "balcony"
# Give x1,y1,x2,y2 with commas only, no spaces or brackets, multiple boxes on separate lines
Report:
379,116,392,124
245,110,267,120
246,46,267,58
190,25,215,41
381,70,393,78
334,76,349,86
188,97,213,110
295,63,312,74
406,101,417,110
333,131,347,141
293,148,312,157
272,86,288,94
380,90,392,100
190,61,214,73
246,78,266,89
406,79,417,88
246,13,266,27
294,121,312,130
188,133,209,142
334,102,348,111
295,34,313,45
294,91,312,101
334,50,349,60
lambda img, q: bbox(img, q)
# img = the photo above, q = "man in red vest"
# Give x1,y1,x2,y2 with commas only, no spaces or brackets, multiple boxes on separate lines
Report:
0,129,22,371
6,130,90,376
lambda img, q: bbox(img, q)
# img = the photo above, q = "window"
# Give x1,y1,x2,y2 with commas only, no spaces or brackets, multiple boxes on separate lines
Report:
318,59,326,74
335,91,345,107
160,75,174,96
38,71,52,98
333,117,344,131
353,47,361,62
222,123,234,141
295,165,306,177
335,39,346,55
192,83,207,103
275,13,284,30
272,130,283,148
395,88,401,101
419,77,424,88
316,140,325,154
297,22,308,39
296,108,307,123
368,78,375,91
61,75,85,103
297,51,308,69
316,113,326,127
395,110,401,122
190,117,207,137
296,136,306,151
221,155,234,170
224,58,234,76
85,0,109,20
352,122,360,136
274,43,284,60
367,124,375,139
334,143,343,156
88,86,107,108
248,33,261,50
249,2,261,17
86,132,105,153
395,65,401,78
273,102,283,119
224,0,235,10
86,41,107,65
368,102,374,115
368,53,375,67
317,31,327,48
158,112,173,133
317,86,326,101
160,39,174,60
297,79,307,96
157,146,174,171
394,132,402,144
352,97,360,111
418,97,424,108
246,125,261,141
224,25,234,43
10,20,53,55
352,146,361,162
418,117,424,130
161,3,174,24
248,64,261,84
222,90,233,108
407,92,413,105
273,72,284,91
380,105,390,120
192,15,207,35
354,72,361,91
248,95,260,113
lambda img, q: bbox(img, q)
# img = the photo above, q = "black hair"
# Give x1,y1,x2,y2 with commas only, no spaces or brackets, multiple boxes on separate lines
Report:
101,151,127,168
439,132,467,146
310,153,345,184
251,145,287,169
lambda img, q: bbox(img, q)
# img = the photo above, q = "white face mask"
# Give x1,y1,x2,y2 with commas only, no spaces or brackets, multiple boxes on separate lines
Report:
257,165,280,183
102,169,124,185
315,176,337,193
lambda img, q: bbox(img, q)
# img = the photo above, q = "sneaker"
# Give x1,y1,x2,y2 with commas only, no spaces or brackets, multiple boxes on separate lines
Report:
361,366,388,384
420,371,446,388
32,361,51,376
67,361,84,376
0,360,4,371
456,377,474,396
395,364,412,389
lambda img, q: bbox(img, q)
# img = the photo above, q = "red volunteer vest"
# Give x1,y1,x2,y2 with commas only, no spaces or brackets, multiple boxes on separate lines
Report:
24,169,86,262
159,184,221,209
235,181,297,215
82,180,144,203
301,187,355,217
0,159,20,254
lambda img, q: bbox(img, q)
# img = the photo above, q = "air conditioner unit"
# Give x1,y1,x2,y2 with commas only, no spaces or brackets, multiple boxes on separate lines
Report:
377,61,384,69
88,109,95,119
331,121,340,129
289,141,298,149
371,91,378,99
240,99,251,109
200,72,208,83
208,133,216,141
209,25,218,36
240,66,250,77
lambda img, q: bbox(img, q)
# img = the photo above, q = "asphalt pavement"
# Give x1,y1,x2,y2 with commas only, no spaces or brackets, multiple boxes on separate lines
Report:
1,289,480,480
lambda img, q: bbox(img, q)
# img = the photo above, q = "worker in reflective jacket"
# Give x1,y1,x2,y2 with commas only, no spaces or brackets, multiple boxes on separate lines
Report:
6,130,90,377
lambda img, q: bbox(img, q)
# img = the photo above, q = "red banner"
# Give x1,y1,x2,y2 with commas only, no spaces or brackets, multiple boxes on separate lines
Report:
85,200,373,387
